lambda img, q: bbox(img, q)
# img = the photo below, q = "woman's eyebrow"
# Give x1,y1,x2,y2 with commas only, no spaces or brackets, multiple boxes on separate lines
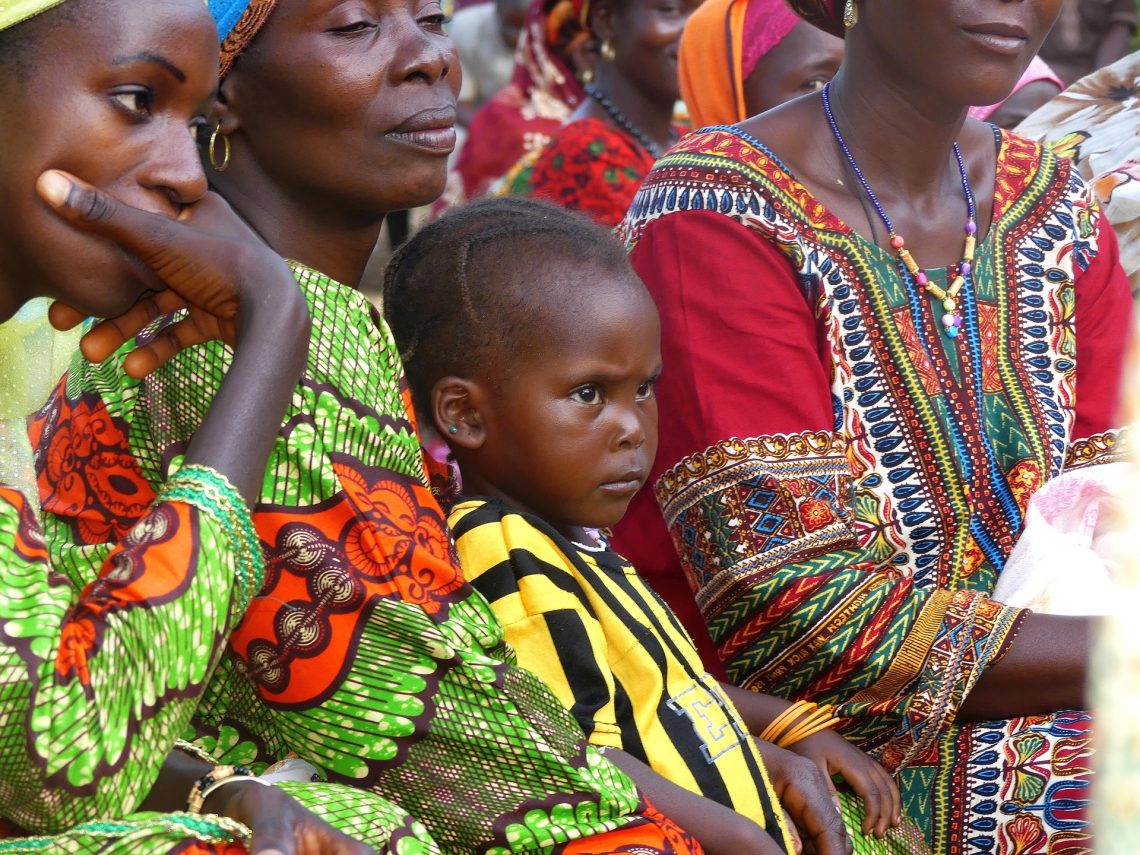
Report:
112,51,187,83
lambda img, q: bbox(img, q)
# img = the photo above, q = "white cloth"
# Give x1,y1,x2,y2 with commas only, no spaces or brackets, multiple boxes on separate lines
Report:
993,462,1133,615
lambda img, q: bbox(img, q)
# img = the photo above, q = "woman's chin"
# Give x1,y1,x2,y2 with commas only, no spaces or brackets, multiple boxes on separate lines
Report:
386,172,449,212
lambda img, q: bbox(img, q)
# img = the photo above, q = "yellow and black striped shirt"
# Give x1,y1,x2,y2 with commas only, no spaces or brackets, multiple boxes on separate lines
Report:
451,498,790,843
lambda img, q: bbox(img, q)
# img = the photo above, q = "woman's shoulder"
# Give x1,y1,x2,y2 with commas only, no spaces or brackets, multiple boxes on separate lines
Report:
992,125,1082,201
990,127,1096,236
621,124,841,250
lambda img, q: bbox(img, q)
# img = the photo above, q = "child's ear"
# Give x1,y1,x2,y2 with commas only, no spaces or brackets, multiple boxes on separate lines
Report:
432,376,486,449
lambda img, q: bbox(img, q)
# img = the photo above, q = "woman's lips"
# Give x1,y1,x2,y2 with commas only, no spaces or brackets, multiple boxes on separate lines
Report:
384,126,457,152
385,107,458,153
962,23,1028,56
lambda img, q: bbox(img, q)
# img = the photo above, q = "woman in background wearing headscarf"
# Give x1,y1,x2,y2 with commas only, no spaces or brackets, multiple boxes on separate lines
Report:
446,0,588,206
0,0,391,852
30,1,705,852
616,0,1133,851
678,0,843,129
499,0,699,226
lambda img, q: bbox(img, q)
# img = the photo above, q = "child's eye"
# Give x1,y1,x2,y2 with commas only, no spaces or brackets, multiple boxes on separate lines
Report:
635,380,656,400
572,385,601,404
111,88,153,119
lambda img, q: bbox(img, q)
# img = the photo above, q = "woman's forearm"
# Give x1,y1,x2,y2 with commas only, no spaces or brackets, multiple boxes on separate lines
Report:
137,749,213,814
958,612,1091,721
183,281,309,505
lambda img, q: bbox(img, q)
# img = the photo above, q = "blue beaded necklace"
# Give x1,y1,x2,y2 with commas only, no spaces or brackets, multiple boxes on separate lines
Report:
821,82,977,340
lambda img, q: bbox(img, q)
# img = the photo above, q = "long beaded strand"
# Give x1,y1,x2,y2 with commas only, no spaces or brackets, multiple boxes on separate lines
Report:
821,82,977,340
584,84,670,158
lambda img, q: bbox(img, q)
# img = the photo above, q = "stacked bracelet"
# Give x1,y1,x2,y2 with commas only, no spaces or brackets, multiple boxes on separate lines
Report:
758,700,837,748
158,464,266,614
187,765,269,815
174,738,219,765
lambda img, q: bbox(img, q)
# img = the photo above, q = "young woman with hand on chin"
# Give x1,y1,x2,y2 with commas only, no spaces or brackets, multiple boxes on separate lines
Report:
0,0,389,852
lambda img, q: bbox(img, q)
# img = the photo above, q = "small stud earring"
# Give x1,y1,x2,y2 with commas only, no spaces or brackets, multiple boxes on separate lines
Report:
600,40,616,62
448,424,459,435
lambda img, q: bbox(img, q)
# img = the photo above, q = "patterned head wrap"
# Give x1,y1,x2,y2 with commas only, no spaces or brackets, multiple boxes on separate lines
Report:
208,0,279,77
680,0,799,128
785,0,843,37
0,0,68,30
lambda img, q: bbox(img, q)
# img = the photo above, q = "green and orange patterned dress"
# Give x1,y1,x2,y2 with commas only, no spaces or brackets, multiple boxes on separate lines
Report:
613,127,1132,854
0,303,437,854
30,263,700,855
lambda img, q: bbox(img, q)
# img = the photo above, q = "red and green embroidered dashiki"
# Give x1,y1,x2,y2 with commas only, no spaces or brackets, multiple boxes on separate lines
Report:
500,117,658,227
29,262,700,855
613,126,1132,855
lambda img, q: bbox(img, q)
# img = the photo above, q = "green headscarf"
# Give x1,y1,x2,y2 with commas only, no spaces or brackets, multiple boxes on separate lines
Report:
0,0,68,30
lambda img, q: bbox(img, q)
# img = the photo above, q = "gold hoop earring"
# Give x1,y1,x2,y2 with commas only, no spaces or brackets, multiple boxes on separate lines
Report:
600,40,616,61
208,126,231,172
843,0,858,29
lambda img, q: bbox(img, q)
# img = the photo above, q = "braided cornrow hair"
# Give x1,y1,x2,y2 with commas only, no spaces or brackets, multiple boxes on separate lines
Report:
384,197,631,415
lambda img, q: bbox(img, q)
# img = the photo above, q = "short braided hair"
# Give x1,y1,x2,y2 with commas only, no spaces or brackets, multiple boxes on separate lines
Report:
384,197,633,415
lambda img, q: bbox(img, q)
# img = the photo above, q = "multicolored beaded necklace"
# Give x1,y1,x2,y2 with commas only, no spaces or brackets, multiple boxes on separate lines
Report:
821,82,977,340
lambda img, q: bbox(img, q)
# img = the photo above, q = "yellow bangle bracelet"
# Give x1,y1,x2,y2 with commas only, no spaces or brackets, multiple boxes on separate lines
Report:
758,700,816,745
776,705,837,748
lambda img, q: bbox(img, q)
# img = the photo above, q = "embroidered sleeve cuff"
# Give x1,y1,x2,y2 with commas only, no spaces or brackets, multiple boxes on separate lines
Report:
158,464,265,615
877,590,1025,772
654,432,856,619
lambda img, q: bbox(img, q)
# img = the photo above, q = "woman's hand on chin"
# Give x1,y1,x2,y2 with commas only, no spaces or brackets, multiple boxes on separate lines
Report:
37,169,307,379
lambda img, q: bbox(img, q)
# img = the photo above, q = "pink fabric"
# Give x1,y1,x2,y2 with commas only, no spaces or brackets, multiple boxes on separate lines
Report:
968,56,1064,120
740,0,800,79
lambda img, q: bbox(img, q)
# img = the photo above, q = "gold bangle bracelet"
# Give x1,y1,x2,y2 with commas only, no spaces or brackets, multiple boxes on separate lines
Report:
758,701,838,748
777,705,837,748
758,700,816,744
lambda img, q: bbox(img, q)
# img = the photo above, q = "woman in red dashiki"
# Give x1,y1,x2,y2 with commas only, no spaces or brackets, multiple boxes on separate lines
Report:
612,0,1133,853
498,0,698,226
448,0,587,207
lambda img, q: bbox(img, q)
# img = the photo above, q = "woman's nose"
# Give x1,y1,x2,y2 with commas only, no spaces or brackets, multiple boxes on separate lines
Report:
142,124,209,214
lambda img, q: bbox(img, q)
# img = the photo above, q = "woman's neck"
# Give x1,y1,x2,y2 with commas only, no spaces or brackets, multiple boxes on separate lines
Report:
825,58,970,203
586,69,675,154
210,167,385,289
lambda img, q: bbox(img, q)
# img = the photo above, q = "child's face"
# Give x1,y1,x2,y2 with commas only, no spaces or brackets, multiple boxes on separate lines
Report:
471,273,662,536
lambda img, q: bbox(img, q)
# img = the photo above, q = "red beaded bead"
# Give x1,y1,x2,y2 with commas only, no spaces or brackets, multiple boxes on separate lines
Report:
890,235,905,250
